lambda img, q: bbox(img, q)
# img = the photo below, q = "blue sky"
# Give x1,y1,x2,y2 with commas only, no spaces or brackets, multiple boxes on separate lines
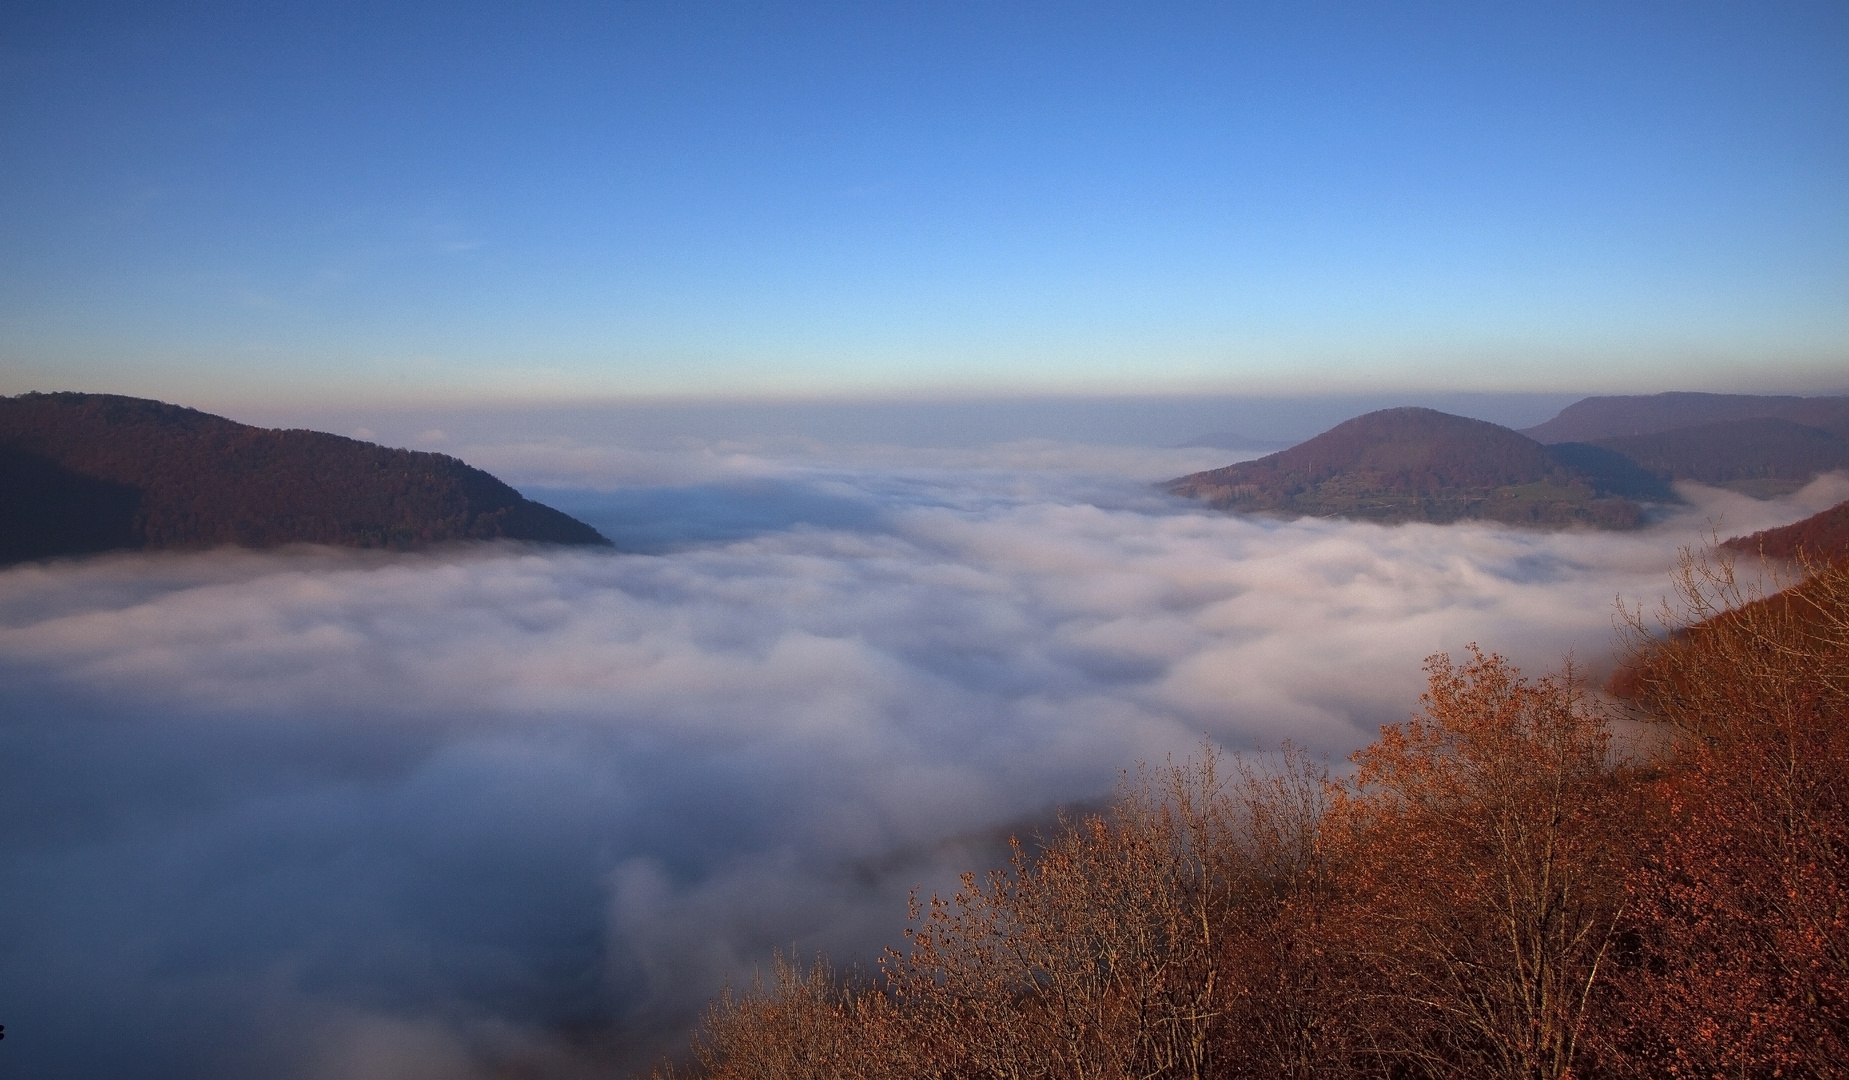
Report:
2,1,1845,407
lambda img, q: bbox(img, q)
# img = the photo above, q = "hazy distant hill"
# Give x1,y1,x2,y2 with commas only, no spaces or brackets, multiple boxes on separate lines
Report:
1521,391,1849,444
1586,417,1849,496
1722,499,1849,563
1173,432,1297,452
1166,407,1652,527
0,392,610,563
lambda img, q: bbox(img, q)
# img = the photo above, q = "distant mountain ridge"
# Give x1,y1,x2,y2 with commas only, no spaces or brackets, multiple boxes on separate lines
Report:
1173,432,1297,452
1520,391,1849,444
0,392,611,563
1586,418,1849,498
1166,407,1651,528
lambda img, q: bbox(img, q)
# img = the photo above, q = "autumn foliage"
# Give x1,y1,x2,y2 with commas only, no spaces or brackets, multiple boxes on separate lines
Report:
1721,496,1849,563
1605,551,1849,1076
1329,651,1632,1080
654,555,1849,1080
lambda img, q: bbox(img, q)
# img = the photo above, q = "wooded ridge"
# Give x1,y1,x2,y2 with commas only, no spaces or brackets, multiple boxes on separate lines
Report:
0,392,611,563
1518,390,1849,444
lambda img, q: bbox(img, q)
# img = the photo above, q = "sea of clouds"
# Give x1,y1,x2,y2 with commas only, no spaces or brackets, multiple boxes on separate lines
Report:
3,433,1842,1079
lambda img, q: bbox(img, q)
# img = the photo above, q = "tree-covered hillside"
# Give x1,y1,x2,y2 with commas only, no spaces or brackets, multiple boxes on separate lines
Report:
0,392,610,563
1723,498,1849,563
652,551,1849,1080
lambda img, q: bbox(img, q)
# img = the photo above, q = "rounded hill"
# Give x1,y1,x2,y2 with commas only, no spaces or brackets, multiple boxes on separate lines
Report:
1166,407,1652,527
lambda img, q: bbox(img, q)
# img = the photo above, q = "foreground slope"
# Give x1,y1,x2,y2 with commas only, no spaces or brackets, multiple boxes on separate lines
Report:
0,392,610,563
660,555,1849,1080
1165,407,1652,527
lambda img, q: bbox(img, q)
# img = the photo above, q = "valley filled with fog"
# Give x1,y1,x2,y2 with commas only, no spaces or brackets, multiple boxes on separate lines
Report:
4,433,1843,1080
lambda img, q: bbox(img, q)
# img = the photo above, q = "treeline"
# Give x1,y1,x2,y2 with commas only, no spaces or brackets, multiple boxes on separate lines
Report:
653,553,1848,1079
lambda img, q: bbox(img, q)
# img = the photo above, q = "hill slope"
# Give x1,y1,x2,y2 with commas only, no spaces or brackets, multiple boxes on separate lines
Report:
0,392,610,563
1722,499,1849,564
1165,407,1652,527
1586,417,1849,496
1522,391,1849,444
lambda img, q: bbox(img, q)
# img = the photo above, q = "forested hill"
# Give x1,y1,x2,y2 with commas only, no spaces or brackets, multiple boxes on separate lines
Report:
0,392,611,563
1165,407,1656,528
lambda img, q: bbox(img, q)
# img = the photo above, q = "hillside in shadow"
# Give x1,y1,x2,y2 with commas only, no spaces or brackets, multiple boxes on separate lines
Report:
1586,417,1849,497
1,392,610,563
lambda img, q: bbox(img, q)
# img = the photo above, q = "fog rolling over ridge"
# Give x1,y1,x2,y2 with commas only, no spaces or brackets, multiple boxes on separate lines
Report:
3,429,1844,1079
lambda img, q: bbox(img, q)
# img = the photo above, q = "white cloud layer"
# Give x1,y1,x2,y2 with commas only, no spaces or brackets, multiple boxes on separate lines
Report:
2,441,1842,1078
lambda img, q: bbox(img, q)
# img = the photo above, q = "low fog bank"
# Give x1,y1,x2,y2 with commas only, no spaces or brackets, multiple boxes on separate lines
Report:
236,391,1584,456
3,436,1842,1079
